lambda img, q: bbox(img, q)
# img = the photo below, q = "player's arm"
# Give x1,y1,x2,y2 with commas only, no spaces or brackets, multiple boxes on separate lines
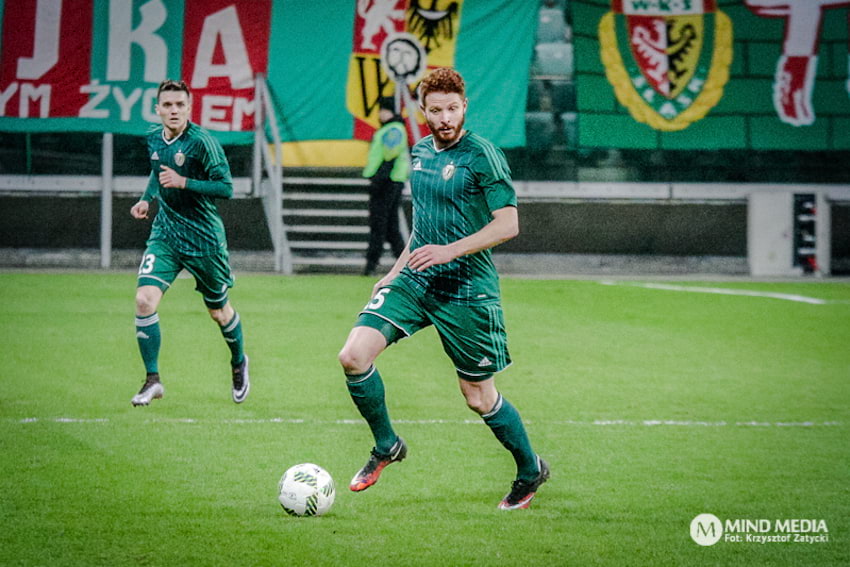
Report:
131,172,159,219
158,162,233,198
407,206,518,272
184,162,233,198
371,238,413,296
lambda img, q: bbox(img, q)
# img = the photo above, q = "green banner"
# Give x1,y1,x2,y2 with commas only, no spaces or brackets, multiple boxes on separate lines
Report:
0,0,536,147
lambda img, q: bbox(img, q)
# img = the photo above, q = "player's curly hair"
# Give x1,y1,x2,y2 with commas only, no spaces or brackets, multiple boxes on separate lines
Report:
418,67,465,105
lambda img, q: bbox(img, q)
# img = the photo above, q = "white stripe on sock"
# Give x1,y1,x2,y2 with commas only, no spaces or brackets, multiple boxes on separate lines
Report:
135,313,160,327
346,366,376,384
482,393,504,419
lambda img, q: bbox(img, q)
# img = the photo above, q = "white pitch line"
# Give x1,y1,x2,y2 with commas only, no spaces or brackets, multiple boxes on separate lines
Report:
11,417,842,427
598,281,836,305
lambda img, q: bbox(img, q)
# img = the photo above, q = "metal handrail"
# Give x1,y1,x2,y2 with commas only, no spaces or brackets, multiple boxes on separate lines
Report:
254,74,293,274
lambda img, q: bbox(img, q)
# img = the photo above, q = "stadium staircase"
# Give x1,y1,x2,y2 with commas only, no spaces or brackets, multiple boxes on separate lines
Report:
281,177,405,273
254,75,405,274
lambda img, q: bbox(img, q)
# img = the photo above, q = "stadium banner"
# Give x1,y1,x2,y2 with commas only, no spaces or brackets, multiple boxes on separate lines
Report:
574,0,850,150
0,0,272,143
0,0,537,154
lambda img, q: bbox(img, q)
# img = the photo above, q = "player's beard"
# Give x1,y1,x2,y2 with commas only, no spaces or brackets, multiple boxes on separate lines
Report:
429,113,466,148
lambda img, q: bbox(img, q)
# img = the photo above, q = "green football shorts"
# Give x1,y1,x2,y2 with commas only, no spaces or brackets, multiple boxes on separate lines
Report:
137,240,234,309
356,276,511,380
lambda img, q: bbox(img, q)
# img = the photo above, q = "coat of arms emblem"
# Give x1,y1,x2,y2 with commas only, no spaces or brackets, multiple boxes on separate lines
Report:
442,163,456,180
599,0,733,131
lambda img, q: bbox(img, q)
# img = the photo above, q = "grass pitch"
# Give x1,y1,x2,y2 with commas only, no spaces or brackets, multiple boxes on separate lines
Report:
1,272,848,566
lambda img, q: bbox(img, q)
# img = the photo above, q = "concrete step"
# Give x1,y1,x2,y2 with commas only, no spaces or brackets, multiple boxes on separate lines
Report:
288,225,369,234
291,255,366,267
283,208,368,218
284,177,369,188
283,192,367,202
289,240,368,250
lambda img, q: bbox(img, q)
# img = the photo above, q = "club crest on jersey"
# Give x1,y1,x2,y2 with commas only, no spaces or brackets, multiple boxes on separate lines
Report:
599,0,733,131
442,163,456,180
174,151,186,167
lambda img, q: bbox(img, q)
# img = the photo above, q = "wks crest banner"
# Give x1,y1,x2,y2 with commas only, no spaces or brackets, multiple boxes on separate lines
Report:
574,0,850,150
0,0,537,148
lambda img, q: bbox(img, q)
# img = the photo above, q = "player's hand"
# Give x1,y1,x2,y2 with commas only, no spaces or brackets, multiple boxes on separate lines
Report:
130,200,150,219
407,244,456,272
159,165,187,189
372,273,396,297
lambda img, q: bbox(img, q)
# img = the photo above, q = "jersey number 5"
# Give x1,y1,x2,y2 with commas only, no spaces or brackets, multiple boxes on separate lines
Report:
365,288,390,310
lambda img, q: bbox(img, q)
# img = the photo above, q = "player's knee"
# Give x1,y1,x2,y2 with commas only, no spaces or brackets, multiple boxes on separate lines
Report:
338,347,369,375
459,380,498,415
208,308,229,326
461,388,485,413
135,290,158,315
464,395,490,415
207,300,235,326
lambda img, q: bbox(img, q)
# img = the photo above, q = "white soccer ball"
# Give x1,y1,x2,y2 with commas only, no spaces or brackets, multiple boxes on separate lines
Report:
278,463,336,517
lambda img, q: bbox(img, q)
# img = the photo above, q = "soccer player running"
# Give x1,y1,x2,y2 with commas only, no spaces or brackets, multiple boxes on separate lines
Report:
338,68,549,510
129,79,249,406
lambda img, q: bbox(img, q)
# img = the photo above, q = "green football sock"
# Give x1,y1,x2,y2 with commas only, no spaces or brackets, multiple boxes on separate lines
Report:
482,394,539,482
220,312,245,367
135,312,161,374
346,366,397,454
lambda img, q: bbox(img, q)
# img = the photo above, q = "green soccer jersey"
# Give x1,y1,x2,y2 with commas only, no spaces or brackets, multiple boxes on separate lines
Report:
399,131,517,303
141,122,233,256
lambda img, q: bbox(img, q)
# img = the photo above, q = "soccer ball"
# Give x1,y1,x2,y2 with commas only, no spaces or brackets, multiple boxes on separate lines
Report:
277,463,336,517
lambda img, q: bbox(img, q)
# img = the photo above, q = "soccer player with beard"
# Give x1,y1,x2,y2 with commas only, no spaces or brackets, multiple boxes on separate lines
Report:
129,80,249,407
338,67,549,509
